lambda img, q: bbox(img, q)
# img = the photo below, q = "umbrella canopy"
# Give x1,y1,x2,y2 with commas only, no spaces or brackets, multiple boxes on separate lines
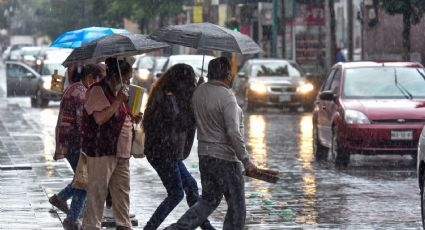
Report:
62,33,169,66
149,22,262,55
51,27,129,48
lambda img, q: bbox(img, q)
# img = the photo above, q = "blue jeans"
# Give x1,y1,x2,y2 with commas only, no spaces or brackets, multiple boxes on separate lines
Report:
57,148,87,220
145,158,214,230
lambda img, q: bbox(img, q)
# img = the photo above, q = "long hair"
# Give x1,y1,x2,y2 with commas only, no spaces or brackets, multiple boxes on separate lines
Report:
143,63,197,131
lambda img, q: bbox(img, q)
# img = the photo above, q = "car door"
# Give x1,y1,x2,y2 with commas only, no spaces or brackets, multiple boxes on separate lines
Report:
317,68,339,147
6,63,21,96
6,63,38,96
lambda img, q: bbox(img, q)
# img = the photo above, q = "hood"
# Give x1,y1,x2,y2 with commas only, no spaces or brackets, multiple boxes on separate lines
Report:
41,75,51,82
249,76,302,86
342,99,425,120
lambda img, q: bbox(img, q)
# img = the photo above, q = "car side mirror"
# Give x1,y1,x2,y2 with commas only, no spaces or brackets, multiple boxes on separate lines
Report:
238,72,246,79
26,72,35,78
319,90,336,101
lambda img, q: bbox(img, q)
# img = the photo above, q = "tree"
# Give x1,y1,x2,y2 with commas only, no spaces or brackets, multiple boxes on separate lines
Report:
105,0,186,33
381,0,425,61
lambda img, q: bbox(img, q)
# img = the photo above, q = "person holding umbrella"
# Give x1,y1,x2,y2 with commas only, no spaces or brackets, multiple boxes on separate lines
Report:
81,57,140,230
142,64,215,230
165,57,259,230
50,64,103,230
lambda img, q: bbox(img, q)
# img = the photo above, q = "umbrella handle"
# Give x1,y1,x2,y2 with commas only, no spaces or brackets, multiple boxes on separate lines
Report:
117,58,123,85
201,54,205,79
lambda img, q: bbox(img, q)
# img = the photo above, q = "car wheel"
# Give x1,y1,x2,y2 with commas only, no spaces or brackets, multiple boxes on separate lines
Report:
331,126,350,168
33,90,49,108
313,125,328,160
421,173,425,228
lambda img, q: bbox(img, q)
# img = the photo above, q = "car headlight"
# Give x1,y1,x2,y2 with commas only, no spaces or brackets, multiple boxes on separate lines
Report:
42,81,51,90
137,69,150,81
344,109,370,124
249,82,267,94
297,82,314,94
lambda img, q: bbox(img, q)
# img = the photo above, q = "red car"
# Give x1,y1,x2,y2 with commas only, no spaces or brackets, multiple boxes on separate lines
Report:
313,61,425,167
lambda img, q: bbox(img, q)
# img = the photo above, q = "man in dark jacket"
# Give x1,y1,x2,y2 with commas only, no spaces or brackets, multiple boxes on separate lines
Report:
166,57,258,230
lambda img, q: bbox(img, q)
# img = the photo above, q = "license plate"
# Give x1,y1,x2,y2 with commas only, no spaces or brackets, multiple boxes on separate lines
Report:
391,130,413,140
279,95,290,102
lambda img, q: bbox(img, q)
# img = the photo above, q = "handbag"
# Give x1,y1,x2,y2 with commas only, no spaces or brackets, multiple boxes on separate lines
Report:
131,123,145,158
72,152,88,190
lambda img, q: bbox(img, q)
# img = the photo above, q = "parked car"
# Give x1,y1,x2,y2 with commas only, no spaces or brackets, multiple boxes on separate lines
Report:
313,61,425,167
5,61,62,107
159,54,215,80
131,55,167,90
34,47,72,73
234,59,315,112
9,43,32,61
19,46,42,68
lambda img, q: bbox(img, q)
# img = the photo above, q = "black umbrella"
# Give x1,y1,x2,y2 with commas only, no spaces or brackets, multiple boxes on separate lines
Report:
149,22,262,55
62,33,169,66
149,23,262,79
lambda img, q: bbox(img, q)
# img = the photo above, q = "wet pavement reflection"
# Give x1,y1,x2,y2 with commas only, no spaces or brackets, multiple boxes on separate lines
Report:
1,100,422,229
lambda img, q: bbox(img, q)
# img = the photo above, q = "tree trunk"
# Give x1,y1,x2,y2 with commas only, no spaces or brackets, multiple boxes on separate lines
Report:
402,10,411,61
328,0,337,65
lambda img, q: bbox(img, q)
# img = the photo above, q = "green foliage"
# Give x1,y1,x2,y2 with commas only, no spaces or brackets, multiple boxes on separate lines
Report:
381,0,425,24
27,0,186,39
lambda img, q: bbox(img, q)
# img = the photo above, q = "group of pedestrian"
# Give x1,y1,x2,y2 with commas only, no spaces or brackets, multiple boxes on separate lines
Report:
50,56,259,230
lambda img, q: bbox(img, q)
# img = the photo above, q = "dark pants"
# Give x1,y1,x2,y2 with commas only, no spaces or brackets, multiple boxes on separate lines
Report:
167,155,246,230
144,158,214,230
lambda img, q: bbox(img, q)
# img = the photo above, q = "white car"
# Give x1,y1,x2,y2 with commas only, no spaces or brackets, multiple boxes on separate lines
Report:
160,54,216,80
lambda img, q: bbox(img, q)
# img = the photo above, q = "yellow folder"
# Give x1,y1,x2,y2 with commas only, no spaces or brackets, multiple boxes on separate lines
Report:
128,84,146,115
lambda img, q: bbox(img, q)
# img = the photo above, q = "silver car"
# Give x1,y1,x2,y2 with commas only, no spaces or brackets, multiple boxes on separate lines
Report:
6,61,63,107
234,59,315,112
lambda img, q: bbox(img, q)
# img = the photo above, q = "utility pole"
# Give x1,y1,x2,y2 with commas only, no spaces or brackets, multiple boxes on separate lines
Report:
281,0,286,59
258,2,263,58
271,0,278,57
347,0,353,61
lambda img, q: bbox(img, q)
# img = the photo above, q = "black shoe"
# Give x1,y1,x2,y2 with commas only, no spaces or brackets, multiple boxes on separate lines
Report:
62,218,82,230
49,194,69,214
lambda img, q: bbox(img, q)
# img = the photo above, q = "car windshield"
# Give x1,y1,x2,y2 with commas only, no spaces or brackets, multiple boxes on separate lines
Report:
41,63,66,76
342,67,425,98
22,49,40,56
168,56,213,77
155,58,167,71
250,62,303,77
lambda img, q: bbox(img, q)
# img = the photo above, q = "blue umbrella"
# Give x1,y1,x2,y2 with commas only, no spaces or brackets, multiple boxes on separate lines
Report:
50,27,129,48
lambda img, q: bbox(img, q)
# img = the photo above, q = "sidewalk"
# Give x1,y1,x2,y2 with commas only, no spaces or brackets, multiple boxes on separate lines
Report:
0,98,64,229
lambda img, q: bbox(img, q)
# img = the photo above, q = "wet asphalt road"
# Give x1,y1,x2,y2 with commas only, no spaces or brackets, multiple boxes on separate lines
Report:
3,95,421,229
